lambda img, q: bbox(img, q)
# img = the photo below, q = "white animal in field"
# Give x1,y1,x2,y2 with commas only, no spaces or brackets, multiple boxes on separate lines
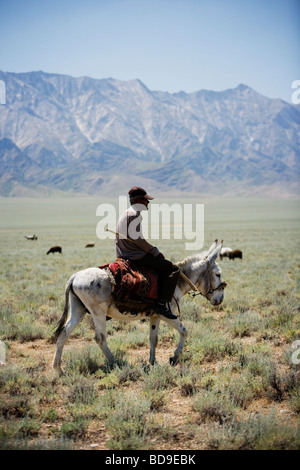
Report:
25,234,38,240
220,247,232,260
53,240,226,375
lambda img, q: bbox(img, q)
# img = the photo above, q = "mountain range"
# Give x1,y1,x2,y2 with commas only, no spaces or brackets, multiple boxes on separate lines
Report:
0,70,299,197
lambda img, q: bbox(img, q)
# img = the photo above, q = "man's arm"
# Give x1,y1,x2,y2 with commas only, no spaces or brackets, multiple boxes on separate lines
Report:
128,213,160,257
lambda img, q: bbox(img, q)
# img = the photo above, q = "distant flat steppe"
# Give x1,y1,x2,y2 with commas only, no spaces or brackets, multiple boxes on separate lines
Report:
0,196,299,450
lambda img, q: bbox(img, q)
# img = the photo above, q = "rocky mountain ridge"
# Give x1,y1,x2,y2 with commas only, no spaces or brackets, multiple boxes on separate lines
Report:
0,70,299,196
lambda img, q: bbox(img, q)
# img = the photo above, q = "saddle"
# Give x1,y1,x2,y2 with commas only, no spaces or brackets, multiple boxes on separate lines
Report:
99,258,158,315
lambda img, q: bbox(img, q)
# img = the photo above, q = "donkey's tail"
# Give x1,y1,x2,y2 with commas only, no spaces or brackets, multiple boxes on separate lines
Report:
53,274,76,342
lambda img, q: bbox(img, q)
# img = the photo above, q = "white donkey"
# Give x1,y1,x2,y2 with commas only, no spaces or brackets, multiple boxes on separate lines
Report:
53,240,226,374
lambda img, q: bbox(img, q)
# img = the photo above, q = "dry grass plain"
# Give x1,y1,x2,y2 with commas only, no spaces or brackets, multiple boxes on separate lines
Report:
0,196,300,450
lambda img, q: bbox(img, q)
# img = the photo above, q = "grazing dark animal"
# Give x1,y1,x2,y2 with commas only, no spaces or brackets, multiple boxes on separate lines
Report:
25,235,38,240
229,249,242,260
220,247,232,260
85,243,95,248
47,246,62,255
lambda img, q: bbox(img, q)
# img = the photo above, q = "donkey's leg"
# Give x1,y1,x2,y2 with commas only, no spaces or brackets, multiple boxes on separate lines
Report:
149,316,161,365
161,316,187,366
53,293,86,374
92,309,115,365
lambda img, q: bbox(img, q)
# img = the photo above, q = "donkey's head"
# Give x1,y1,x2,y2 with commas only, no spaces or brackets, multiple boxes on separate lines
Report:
195,240,227,306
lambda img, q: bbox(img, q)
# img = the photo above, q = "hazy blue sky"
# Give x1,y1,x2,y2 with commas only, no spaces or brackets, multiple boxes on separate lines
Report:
0,0,299,102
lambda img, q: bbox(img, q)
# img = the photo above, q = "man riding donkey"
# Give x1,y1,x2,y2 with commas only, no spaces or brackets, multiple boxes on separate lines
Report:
115,186,179,319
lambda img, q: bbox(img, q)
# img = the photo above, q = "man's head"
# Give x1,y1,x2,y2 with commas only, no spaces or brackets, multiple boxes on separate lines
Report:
128,186,153,206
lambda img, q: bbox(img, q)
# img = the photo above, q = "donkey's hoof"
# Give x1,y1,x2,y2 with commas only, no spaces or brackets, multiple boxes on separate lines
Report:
169,356,178,366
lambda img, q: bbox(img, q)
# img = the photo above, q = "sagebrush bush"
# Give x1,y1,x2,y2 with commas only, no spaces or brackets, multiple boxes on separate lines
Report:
227,310,264,338
188,326,240,363
143,364,178,391
66,376,97,405
206,412,300,450
105,393,151,450
64,345,101,376
192,389,236,424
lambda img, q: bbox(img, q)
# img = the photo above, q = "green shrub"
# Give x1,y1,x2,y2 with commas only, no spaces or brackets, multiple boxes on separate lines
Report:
192,389,236,424
1,319,45,342
206,412,300,450
145,390,166,412
290,390,300,414
190,331,240,363
237,351,273,378
64,345,101,376
144,364,178,391
0,436,74,450
66,376,97,404
227,310,264,338
16,417,42,438
114,362,143,384
60,417,88,438
226,374,260,408
0,396,31,419
105,394,151,450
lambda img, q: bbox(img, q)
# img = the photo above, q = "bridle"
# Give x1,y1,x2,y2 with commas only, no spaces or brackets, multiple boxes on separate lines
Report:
174,257,227,317
204,281,227,296
190,281,227,299
189,259,227,299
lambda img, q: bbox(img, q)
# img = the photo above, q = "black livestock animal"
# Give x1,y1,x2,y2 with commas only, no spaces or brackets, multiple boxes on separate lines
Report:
85,243,95,248
219,247,232,260
47,246,62,255
228,249,242,260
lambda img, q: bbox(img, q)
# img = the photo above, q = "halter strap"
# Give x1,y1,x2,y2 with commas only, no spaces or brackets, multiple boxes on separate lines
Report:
188,260,227,299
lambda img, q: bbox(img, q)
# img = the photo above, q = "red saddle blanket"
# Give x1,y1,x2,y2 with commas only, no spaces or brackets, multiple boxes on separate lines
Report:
99,258,158,302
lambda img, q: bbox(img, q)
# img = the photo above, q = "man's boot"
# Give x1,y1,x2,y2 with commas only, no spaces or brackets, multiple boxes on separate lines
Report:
153,301,177,319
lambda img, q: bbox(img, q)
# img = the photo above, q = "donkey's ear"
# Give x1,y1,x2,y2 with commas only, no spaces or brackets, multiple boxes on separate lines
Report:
207,239,218,256
207,244,222,264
